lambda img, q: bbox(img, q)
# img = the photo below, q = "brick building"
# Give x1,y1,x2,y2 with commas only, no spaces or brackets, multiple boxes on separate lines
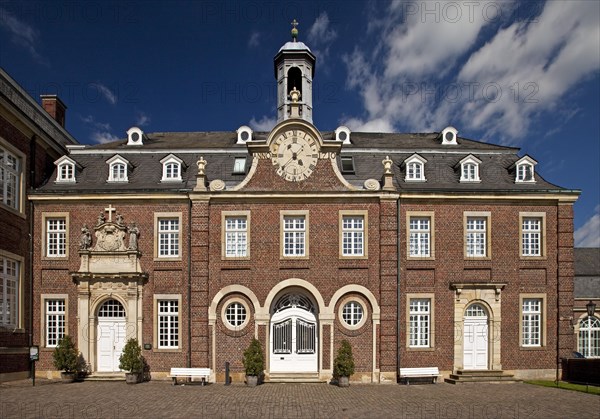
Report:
573,248,599,358
0,68,77,382
28,33,580,383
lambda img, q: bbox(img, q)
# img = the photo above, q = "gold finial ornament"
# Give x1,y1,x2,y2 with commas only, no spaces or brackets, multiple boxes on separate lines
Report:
291,19,299,41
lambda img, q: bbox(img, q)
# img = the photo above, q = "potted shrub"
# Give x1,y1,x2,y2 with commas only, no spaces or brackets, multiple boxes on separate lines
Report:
333,339,355,387
119,338,143,384
52,335,79,382
242,338,264,386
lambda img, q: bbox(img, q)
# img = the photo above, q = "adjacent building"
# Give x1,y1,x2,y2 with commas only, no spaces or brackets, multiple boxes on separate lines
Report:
0,68,77,382
573,248,599,358
26,31,580,383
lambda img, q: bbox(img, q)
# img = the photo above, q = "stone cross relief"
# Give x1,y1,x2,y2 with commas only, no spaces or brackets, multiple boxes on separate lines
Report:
82,205,140,251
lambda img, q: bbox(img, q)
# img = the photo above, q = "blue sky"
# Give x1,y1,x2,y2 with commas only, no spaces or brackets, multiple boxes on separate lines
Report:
1,0,599,246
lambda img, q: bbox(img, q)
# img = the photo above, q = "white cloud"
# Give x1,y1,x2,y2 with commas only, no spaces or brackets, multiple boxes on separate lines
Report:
91,131,120,144
0,8,47,65
136,111,150,127
248,31,260,48
575,205,600,248
457,0,600,142
249,115,276,132
342,1,600,144
93,83,117,105
80,115,111,131
307,12,338,69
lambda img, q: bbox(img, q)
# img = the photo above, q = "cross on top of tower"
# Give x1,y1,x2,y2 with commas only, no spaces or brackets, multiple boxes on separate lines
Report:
291,19,299,41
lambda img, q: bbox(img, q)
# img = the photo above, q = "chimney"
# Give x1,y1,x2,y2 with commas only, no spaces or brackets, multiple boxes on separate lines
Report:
40,95,67,127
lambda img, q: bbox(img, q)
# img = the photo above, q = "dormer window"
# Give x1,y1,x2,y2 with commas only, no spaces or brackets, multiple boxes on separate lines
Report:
236,126,253,144
514,156,537,183
106,155,130,182
404,154,427,182
459,155,482,183
340,156,355,174
160,154,183,182
440,126,458,145
54,156,77,183
127,127,144,146
233,157,246,174
335,126,351,144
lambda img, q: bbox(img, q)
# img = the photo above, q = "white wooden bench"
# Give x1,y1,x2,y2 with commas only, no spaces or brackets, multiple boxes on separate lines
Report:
399,367,440,384
169,368,212,385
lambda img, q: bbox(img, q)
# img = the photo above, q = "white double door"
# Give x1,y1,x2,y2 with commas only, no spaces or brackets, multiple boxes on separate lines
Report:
270,307,318,373
463,317,489,370
97,320,126,372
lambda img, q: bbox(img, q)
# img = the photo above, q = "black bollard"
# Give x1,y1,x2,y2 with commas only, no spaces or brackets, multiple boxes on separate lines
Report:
225,362,231,385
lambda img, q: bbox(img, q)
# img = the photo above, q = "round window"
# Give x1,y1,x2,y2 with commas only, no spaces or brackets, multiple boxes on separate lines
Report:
445,131,454,142
225,301,247,328
342,301,363,326
241,131,249,141
338,131,347,142
131,132,140,142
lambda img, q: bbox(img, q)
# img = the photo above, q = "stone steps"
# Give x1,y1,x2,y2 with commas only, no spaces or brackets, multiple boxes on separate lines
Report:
266,372,323,383
445,370,521,384
84,373,125,381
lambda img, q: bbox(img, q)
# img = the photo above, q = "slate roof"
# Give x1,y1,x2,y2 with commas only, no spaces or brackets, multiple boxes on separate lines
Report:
34,130,574,194
575,248,600,276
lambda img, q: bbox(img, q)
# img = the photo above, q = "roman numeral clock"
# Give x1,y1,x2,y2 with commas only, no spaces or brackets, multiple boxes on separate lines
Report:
270,129,319,182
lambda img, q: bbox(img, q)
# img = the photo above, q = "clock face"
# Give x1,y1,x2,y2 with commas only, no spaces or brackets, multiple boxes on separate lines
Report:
271,129,319,181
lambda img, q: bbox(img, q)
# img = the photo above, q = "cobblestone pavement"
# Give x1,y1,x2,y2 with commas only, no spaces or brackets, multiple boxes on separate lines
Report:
1,379,598,418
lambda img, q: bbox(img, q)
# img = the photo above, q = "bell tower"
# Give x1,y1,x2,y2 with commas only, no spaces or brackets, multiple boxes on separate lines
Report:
274,20,316,123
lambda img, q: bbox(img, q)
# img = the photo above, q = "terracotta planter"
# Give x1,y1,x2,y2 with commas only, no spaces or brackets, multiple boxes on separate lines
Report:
246,375,259,387
125,372,142,384
338,376,349,387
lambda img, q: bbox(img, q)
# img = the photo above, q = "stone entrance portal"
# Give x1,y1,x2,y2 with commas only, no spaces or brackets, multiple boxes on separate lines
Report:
70,207,147,372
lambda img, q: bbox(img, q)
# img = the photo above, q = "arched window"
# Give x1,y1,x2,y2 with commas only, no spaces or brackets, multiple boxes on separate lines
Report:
579,316,600,358
287,67,303,98
98,299,126,318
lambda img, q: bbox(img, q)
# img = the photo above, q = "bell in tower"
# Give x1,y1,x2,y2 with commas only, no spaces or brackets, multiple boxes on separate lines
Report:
274,19,316,123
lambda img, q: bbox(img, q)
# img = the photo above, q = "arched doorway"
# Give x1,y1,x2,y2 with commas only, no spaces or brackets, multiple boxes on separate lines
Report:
463,303,489,370
96,299,127,372
270,293,318,373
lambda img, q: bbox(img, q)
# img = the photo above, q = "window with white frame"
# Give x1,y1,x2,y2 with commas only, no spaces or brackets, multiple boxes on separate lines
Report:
522,217,542,257
283,215,306,257
459,155,481,182
57,162,75,182
341,301,363,326
341,215,365,257
466,217,487,257
160,155,183,182
404,154,427,182
232,157,246,174
522,298,542,346
46,218,67,257
409,298,430,347
112,163,126,181
158,300,179,348
158,218,180,257
0,144,22,210
517,163,534,182
45,299,65,347
407,162,423,180
0,256,19,327
579,316,600,358
515,156,537,183
107,155,129,182
409,217,431,257
225,301,247,327
225,216,248,258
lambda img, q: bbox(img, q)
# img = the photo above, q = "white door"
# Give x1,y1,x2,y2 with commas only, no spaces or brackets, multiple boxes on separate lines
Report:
463,304,488,370
270,294,318,373
96,299,127,372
